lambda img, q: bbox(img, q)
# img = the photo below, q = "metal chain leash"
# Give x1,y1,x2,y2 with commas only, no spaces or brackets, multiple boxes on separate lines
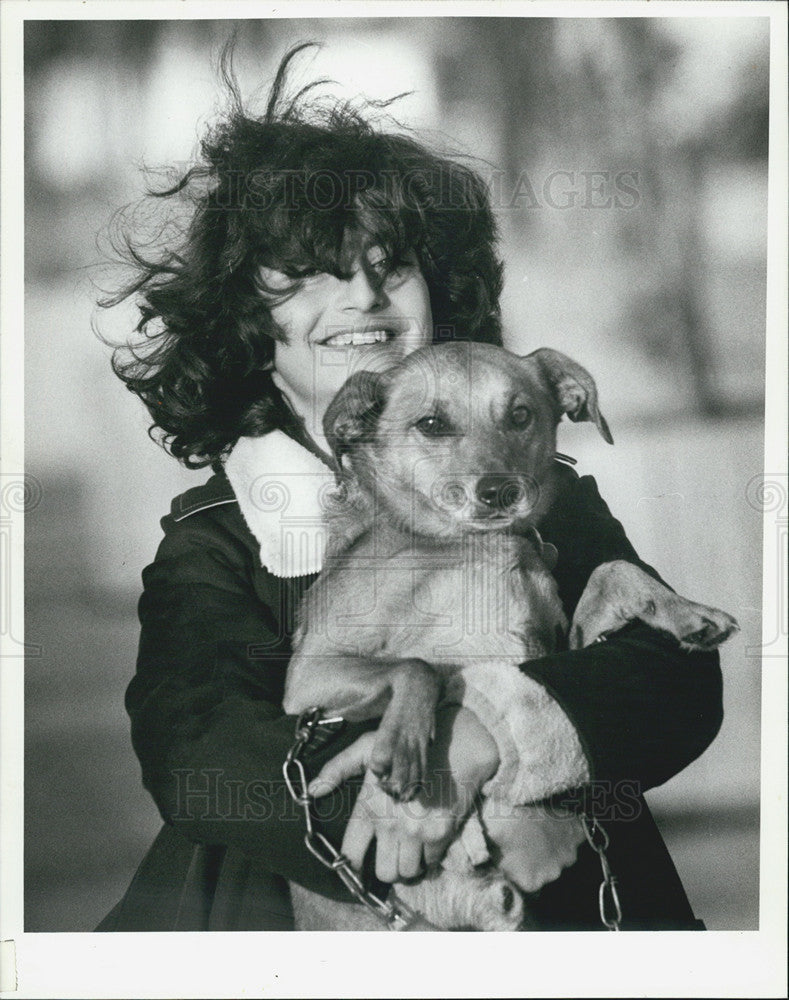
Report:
582,631,623,930
282,707,424,931
581,813,623,931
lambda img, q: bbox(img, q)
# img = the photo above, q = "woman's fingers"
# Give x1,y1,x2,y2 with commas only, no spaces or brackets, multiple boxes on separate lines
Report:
308,732,375,797
340,771,426,881
396,838,424,881
341,802,375,871
373,830,400,883
318,743,460,880
340,770,379,869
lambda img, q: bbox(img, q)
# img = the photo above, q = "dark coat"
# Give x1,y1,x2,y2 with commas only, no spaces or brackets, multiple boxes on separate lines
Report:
98,461,720,932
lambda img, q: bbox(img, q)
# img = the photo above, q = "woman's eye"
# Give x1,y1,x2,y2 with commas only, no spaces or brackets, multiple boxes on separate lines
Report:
368,256,394,280
288,266,321,279
366,244,390,266
367,248,414,277
510,405,532,429
415,414,451,437
256,265,324,294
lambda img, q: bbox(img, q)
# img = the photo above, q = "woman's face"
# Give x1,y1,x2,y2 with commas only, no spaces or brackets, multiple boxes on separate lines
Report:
261,242,433,451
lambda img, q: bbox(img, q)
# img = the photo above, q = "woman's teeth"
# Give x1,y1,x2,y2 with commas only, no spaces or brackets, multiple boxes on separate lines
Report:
322,329,391,346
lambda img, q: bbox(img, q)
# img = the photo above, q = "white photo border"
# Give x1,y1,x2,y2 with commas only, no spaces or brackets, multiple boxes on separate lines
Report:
1,2,786,997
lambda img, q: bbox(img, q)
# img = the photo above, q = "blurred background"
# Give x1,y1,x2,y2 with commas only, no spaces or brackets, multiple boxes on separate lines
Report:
24,16,768,931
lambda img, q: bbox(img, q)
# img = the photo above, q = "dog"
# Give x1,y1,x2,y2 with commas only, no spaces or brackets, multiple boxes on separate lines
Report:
284,342,738,930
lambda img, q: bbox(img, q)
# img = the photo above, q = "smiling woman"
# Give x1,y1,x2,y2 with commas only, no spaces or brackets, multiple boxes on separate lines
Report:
105,42,501,470
96,40,724,935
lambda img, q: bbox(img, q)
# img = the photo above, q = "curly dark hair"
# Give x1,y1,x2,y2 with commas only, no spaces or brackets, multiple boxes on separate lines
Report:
105,43,504,468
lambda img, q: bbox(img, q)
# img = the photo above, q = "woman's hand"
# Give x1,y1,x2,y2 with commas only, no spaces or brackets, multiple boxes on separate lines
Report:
309,705,500,883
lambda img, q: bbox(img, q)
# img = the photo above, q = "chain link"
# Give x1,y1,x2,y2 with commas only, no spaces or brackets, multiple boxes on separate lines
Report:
581,813,623,930
580,634,623,930
283,707,425,931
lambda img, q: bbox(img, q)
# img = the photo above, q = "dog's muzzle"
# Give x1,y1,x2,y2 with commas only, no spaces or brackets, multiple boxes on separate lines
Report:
431,473,537,523
475,475,529,513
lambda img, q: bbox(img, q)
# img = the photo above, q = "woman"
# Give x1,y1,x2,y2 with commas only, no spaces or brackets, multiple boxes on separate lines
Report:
97,45,721,932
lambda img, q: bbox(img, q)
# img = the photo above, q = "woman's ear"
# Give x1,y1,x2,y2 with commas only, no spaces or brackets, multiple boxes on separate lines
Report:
323,370,392,467
522,348,613,444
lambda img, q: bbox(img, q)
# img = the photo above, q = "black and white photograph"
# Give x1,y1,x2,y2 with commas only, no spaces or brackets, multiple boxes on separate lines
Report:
1,2,786,997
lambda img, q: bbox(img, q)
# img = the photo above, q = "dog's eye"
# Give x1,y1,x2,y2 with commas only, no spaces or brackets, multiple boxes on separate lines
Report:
415,414,452,437
510,405,532,429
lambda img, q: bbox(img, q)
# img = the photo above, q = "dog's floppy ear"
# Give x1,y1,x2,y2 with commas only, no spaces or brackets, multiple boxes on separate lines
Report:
524,348,613,444
323,369,392,468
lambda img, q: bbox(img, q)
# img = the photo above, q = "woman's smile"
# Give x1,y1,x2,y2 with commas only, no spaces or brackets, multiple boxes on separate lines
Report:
259,244,433,452
317,325,399,347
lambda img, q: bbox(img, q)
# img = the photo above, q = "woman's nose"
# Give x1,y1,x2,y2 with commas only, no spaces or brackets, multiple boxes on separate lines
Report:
340,265,385,312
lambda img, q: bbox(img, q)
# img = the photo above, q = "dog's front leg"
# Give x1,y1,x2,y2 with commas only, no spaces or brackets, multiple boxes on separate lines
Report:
284,651,397,720
371,659,441,801
569,560,739,651
284,653,441,800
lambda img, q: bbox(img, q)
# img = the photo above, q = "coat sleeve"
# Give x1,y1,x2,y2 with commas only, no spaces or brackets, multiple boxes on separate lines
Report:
448,469,723,805
125,503,374,900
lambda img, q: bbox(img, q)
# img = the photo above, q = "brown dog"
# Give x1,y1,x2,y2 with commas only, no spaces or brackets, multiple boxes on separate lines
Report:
284,342,738,930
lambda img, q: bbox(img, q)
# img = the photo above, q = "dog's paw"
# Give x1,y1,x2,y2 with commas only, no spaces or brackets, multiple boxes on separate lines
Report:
369,726,428,801
469,874,526,932
395,868,527,931
677,606,740,651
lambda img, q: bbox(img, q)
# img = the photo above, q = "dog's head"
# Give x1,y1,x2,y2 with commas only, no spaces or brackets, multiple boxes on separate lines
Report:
324,342,612,537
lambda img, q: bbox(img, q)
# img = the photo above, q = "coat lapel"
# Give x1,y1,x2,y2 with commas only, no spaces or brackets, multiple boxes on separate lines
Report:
223,431,337,578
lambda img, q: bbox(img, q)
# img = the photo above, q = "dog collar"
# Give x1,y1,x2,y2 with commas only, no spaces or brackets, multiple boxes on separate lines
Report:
223,431,337,578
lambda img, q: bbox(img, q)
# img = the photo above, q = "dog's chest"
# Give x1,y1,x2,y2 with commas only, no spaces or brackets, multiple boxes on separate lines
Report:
313,532,567,667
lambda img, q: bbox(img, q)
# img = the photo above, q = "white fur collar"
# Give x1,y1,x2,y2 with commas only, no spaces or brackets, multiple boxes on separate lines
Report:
223,431,337,578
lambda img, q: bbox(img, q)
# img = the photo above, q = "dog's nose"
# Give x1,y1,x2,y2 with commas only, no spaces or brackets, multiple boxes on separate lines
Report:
475,476,527,511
